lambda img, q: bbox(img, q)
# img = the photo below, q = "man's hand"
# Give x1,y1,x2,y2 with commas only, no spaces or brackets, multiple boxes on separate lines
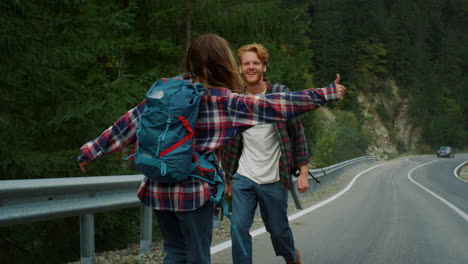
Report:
335,74,346,100
297,165,310,193
79,161,90,173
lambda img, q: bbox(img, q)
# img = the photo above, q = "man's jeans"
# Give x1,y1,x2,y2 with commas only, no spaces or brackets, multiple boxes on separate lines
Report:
231,174,296,264
155,201,213,264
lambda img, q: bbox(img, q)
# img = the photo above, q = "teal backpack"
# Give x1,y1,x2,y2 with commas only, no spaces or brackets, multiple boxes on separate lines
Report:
130,74,247,256
133,75,205,183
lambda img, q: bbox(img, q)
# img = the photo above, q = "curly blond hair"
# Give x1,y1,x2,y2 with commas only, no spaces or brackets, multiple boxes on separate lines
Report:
237,43,269,65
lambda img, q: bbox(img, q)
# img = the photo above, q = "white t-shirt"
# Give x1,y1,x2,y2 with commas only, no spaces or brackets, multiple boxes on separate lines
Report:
236,123,281,184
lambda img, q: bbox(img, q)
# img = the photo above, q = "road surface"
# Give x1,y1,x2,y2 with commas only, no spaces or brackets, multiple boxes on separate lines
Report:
211,154,468,264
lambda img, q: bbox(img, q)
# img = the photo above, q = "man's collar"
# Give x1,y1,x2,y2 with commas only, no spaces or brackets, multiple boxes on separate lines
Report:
264,79,273,94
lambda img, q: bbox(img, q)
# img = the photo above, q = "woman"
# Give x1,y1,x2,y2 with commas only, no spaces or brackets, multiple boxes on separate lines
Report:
78,34,344,264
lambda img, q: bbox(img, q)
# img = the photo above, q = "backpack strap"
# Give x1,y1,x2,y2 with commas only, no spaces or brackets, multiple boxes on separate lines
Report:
183,72,206,93
192,153,248,257
159,116,195,156
271,83,289,93
287,174,303,210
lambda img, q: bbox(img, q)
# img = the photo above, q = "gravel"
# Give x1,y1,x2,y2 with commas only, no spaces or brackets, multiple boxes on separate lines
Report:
459,163,468,181
67,161,384,264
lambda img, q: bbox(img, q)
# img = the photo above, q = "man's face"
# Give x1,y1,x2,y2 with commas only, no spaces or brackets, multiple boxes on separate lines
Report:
239,51,266,85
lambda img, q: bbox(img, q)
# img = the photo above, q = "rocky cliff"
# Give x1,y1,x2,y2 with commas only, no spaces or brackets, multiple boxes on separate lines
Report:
357,81,420,159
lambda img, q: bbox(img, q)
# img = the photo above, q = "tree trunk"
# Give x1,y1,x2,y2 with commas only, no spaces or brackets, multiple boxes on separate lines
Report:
185,0,192,50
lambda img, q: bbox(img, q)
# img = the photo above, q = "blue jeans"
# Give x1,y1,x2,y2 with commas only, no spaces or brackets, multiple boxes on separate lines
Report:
154,201,213,264
231,174,296,264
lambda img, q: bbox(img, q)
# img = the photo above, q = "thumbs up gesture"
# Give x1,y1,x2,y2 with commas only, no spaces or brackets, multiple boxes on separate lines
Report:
335,74,346,100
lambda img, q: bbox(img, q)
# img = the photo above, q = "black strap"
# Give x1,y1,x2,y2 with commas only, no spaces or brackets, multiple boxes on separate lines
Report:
288,179,303,210
309,170,321,183
292,168,321,183
289,169,321,210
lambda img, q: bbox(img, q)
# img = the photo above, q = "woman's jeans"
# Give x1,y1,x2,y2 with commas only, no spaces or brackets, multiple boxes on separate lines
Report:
231,173,296,264
154,201,213,264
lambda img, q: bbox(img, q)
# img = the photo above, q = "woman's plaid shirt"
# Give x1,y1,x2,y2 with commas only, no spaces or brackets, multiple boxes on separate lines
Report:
77,81,337,212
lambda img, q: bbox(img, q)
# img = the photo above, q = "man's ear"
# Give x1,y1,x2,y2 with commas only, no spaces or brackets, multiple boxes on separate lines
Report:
263,65,267,72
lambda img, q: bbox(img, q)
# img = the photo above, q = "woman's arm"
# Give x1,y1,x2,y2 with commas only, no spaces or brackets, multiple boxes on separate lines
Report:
226,74,345,126
77,100,146,168
227,82,339,125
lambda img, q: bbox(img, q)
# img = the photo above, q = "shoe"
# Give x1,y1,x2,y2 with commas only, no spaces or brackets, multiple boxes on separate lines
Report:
286,248,301,264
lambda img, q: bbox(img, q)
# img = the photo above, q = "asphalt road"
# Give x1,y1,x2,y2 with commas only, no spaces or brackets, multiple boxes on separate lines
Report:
211,154,468,264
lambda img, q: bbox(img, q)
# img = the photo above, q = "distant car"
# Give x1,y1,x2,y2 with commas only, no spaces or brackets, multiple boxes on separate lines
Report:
436,146,455,158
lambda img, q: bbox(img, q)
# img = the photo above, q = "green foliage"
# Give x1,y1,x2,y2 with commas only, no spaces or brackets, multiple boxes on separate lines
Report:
0,1,321,262
1,218,80,264
1,0,147,180
313,128,338,168
351,37,389,91
196,0,314,90
421,94,465,148
309,0,467,149
332,111,371,161
93,208,164,253
306,110,370,168
396,138,408,153
377,103,390,123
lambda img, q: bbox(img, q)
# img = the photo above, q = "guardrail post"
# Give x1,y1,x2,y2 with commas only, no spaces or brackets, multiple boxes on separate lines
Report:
80,214,95,264
140,205,152,254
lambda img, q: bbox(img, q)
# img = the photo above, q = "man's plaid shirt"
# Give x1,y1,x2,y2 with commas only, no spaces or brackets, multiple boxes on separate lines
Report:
77,79,338,212
221,82,311,189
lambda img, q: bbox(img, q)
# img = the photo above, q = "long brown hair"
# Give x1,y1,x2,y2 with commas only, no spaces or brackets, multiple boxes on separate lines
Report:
185,34,244,93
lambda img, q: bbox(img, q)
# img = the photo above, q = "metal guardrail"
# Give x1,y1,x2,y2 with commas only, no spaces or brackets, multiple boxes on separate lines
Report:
294,156,378,195
0,175,151,264
0,156,376,264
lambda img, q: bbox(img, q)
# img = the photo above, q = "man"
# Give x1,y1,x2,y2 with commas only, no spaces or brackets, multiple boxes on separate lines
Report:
222,43,313,264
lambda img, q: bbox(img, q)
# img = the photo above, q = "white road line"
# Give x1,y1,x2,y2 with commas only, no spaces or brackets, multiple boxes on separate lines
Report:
287,163,387,220
408,160,468,222
210,163,388,254
454,161,468,183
